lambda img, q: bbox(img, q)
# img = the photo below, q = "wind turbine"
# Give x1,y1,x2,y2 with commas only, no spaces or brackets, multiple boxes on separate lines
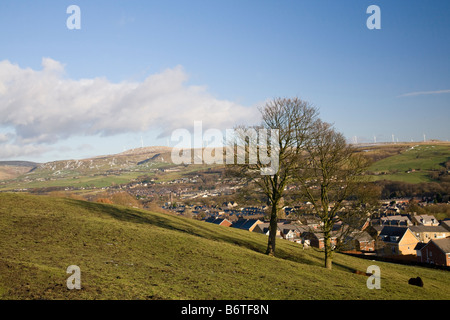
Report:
141,136,144,148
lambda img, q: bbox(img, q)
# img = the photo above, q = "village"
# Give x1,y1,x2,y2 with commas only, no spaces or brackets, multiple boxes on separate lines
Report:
162,197,450,268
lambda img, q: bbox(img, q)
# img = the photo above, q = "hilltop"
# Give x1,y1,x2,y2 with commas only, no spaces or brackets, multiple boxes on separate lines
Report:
117,146,173,157
0,192,449,300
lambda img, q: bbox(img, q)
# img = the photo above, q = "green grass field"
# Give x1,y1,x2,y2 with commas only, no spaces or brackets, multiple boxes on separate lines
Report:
0,174,141,190
368,144,450,183
369,172,433,184
0,193,449,300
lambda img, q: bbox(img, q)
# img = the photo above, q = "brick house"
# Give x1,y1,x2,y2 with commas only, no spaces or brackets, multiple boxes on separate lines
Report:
411,214,439,226
380,215,412,227
204,217,232,227
341,230,376,252
301,231,338,250
409,225,450,243
280,224,308,241
231,218,263,232
299,215,322,229
252,222,283,238
377,226,419,256
417,237,450,266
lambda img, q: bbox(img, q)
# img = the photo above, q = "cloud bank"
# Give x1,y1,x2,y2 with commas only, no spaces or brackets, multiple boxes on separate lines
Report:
0,58,258,159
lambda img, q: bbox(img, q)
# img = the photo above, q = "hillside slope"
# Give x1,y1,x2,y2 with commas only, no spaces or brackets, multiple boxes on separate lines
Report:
0,147,175,190
0,193,449,300
367,143,450,183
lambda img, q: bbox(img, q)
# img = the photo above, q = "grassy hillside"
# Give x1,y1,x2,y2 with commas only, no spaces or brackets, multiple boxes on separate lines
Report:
1,143,449,191
0,151,221,192
0,147,174,191
367,143,450,183
0,193,449,300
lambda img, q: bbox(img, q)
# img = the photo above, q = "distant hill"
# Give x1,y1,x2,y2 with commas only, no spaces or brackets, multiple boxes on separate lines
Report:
1,142,448,190
1,192,449,299
0,161,38,181
364,142,450,183
0,146,178,190
0,161,39,167
35,146,174,172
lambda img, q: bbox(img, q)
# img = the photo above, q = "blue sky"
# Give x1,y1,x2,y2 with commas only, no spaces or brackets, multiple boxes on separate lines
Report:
0,0,449,162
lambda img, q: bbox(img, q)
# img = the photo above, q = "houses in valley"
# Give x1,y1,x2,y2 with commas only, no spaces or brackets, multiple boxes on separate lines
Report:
203,215,376,252
202,207,450,267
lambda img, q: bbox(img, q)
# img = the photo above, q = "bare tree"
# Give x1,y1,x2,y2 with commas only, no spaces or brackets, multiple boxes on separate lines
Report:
295,120,376,269
227,97,318,256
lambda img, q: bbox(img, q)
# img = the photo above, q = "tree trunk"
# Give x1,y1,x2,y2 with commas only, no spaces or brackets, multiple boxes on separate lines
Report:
266,201,278,256
324,233,333,269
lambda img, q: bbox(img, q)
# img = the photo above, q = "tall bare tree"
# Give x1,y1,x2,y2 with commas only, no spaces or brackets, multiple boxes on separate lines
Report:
295,120,375,269
227,97,318,256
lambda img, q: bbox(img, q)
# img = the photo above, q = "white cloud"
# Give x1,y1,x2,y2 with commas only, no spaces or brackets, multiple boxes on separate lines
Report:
0,58,258,159
0,143,49,159
397,89,450,97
